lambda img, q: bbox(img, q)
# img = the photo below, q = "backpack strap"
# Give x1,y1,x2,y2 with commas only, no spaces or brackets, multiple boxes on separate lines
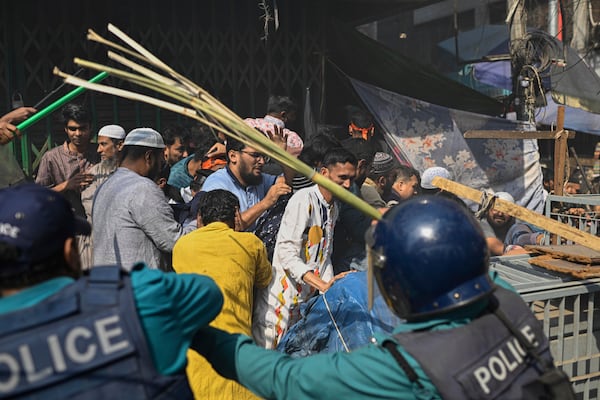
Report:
382,340,424,389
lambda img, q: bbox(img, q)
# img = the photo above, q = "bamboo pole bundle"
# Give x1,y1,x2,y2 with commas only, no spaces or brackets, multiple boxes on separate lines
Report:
55,24,381,220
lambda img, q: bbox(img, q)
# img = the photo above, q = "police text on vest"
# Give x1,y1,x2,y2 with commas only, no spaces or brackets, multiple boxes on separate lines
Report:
0,314,132,394
473,325,537,394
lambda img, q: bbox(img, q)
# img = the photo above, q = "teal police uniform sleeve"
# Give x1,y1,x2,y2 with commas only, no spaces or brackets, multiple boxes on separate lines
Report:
131,266,224,375
193,326,440,400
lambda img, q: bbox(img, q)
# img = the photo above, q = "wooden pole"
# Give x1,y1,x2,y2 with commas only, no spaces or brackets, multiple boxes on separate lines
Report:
431,176,600,252
553,106,567,196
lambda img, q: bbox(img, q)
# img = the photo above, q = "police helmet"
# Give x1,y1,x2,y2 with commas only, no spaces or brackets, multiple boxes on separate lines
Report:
368,196,492,320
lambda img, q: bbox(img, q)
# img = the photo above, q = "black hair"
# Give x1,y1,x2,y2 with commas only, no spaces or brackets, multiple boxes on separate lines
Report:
162,124,190,147
267,95,297,115
340,137,376,164
197,189,240,226
61,103,91,126
192,133,220,162
299,134,341,167
396,164,420,183
346,106,373,129
225,136,246,156
188,123,219,154
0,242,69,290
322,147,358,168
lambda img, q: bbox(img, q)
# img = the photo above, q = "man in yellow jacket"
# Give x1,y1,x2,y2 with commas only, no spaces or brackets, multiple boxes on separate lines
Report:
173,189,272,399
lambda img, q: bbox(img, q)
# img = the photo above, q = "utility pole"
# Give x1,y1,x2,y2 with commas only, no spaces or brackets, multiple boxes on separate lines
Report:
571,0,590,57
506,0,529,122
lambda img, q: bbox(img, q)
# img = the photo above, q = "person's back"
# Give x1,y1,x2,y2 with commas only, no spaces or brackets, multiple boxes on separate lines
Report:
0,184,223,399
92,128,183,271
173,190,271,399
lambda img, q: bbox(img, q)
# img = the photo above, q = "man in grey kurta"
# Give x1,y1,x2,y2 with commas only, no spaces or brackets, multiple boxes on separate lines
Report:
92,128,183,271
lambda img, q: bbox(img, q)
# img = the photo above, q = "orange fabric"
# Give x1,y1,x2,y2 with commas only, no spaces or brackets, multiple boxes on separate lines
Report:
201,157,227,171
349,122,374,140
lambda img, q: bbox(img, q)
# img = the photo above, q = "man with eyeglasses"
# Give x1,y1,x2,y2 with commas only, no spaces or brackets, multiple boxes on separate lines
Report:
36,103,99,218
200,133,293,232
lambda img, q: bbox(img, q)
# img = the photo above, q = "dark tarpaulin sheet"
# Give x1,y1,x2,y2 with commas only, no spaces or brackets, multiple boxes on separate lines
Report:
277,271,401,357
326,20,505,116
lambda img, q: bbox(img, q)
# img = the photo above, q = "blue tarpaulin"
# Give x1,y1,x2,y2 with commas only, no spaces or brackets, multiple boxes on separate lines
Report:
277,271,401,356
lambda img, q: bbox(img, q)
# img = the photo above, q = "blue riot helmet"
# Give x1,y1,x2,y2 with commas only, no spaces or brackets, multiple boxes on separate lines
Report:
367,196,493,321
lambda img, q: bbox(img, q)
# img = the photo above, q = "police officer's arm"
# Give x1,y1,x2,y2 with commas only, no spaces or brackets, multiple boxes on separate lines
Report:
132,268,224,375
192,326,431,400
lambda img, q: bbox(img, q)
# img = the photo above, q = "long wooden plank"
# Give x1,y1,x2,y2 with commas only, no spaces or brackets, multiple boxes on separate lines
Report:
431,176,600,252
464,130,575,139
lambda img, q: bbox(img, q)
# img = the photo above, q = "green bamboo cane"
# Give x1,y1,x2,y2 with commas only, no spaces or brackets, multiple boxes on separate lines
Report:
16,71,109,132
15,71,108,175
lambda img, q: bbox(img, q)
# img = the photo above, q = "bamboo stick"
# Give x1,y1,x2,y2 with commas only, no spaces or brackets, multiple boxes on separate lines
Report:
17,72,109,132
432,176,600,251
53,24,383,221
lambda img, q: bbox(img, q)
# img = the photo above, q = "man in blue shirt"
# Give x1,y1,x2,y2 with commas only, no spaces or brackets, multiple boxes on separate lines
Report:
0,184,223,399
201,134,293,231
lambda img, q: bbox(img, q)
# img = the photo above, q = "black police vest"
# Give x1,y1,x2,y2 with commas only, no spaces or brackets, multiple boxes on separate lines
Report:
392,287,554,400
0,266,193,399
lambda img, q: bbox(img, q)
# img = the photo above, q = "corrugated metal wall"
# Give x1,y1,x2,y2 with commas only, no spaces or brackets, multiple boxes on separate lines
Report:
0,0,326,176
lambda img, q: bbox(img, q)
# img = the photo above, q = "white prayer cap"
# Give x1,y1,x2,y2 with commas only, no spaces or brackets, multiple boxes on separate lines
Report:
494,191,515,203
420,167,451,189
98,124,126,140
124,128,165,149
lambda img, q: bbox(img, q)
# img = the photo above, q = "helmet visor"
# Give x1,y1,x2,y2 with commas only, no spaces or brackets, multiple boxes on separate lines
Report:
366,224,411,319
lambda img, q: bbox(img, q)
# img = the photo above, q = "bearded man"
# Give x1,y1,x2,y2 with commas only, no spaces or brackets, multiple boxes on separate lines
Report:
200,133,293,231
92,128,183,271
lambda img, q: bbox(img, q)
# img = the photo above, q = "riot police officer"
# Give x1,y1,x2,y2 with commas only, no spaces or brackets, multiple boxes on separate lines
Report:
192,196,574,399
0,184,223,399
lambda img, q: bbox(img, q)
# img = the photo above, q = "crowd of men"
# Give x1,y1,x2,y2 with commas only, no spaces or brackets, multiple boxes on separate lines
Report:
0,98,574,399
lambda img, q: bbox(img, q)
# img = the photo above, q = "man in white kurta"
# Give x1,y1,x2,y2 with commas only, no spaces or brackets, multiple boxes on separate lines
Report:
252,148,358,348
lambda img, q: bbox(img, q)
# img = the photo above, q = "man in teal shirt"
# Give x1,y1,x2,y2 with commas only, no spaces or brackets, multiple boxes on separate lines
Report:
0,184,223,398
193,197,571,399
